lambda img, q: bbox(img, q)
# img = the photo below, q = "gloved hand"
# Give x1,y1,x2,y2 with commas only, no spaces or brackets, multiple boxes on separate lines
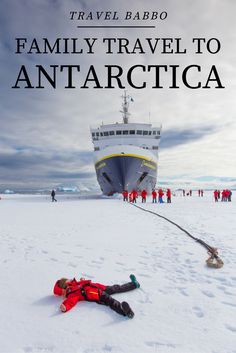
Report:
60,304,66,312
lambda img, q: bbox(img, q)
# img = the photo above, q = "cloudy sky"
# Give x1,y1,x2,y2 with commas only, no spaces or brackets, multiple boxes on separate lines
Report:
0,0,236,190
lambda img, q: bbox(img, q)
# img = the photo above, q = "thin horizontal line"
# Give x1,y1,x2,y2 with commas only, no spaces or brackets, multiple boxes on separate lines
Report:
77,25,155,28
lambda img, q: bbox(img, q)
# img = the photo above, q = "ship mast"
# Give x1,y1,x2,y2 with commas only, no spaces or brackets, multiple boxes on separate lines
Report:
120,91,131,124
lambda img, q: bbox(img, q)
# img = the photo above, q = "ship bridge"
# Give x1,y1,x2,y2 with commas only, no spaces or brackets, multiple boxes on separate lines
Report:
90,122,161,156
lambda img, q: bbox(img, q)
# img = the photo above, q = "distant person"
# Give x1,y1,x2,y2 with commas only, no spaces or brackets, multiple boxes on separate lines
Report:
158,189,164,203
141,189,147,203
189,190,192,196
221,190,226,202
225,189,230,202
152,189,157,203
129,192,133,203
51,189,57,202
122,190,128,202
183,189,185,197
223,189,231,202
198,190,201,197
217,190,221,199
201,190,204,197
131,189,138,203
53,274,140,318
166,188,171,203
214,190,218,202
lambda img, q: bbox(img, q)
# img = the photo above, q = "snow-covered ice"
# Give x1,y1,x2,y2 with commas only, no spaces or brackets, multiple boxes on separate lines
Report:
0,192,235,353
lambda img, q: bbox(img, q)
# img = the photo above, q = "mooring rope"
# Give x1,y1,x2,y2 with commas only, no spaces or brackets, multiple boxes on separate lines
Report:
129,202,224,269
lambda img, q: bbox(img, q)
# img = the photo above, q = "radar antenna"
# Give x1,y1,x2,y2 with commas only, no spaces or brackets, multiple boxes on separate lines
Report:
120,91,131,124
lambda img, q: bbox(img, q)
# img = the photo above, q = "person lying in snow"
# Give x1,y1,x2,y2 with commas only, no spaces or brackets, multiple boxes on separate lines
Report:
53,274,140,318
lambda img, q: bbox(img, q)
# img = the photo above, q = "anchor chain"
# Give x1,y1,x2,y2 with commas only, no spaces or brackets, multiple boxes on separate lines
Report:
129,202,224,269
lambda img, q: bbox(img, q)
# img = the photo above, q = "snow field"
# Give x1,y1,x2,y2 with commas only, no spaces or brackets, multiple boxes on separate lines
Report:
0,192,235,353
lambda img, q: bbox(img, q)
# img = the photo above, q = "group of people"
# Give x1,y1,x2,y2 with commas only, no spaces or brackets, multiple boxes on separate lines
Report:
183,189,193,196
50,188,232,204
198,190,204,197
182,189,204,197
214,189,232,202
122,188,172,204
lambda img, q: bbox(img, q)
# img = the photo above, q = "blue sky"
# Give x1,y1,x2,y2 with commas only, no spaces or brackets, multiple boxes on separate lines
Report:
0,0,236,190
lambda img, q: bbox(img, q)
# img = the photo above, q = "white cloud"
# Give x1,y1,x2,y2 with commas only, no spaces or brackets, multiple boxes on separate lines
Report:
0,0,236,189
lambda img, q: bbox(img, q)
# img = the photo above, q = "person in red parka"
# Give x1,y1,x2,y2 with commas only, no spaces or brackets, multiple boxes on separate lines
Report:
141,189,147,203
221,190,226,202
129,192,133,202
158,189,164,203
152,189,157,203
166,189,171,203
131,189,138,203
53,274,140,318
122,190,128,202
214,190,218,202
225,189,230,201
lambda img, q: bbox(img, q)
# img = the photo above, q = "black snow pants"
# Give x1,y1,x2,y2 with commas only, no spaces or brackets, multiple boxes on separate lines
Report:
99,282,136,316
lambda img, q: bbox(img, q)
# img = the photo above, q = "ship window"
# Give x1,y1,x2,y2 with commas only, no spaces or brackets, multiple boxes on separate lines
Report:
94,147,100,151
137,130,142,135
123,130,128,135
96,132,99,137
109,131,114,135
143,131,148,135
116,130,122,135
102,172,112,184
100,132,103,136
92,133,95,137
153,131,156,135
104,132,109,136
137,172,148,185
157,131,160,135
129,130,135,134
149,131,152,135
152,146,159,150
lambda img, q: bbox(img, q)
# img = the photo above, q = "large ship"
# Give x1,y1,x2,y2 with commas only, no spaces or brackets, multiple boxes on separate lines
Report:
90,92,162,195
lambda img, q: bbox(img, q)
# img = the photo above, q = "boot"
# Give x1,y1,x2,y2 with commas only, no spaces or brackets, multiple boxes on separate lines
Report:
130,274,140,288
121,301,134,319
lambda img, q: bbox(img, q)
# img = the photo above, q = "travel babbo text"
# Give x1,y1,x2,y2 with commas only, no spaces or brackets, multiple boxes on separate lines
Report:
69,11,167,21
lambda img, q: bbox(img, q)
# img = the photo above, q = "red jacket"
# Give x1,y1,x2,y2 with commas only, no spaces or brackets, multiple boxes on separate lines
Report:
152,190,157,198
166,189,171,198
158,189,164,197
225,189,230,198
53,278,106,312
141,190,147,198
122,190,128,197
131,190,138,198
